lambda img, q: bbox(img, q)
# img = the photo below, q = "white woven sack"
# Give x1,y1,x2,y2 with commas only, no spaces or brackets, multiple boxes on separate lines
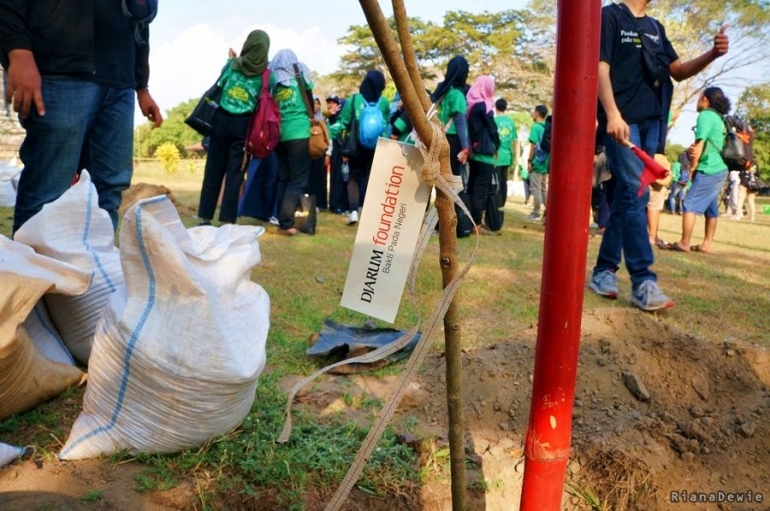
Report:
60,196,270,460
0,442,26,468
22,300,76,366
0,236,89,421
14,169,124,366
0,160,22,207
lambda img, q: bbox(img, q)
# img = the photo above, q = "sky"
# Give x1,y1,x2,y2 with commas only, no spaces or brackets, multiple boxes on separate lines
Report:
143,0,729,146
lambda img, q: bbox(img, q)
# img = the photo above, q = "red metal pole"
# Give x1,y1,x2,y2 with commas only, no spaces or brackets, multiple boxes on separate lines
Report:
519,0,601,509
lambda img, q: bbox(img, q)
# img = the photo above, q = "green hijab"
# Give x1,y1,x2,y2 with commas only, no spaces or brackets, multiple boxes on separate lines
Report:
233,30,270,76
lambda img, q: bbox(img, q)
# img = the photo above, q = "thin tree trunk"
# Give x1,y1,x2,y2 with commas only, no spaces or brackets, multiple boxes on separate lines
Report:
359,1,468,509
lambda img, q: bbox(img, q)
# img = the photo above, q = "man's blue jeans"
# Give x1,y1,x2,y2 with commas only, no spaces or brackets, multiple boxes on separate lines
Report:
14,77,134,233
668,181,688,213
593,120,659,289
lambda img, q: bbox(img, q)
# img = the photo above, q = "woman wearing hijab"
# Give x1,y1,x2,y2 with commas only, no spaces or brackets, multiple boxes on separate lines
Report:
268,49,315,235
339,70,390,225
431,56,471,176
466,75,500,235
198,30,274,226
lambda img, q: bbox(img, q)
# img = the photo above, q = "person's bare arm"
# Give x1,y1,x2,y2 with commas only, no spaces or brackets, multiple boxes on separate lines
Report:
137,88,163,128
670,25,729,82
598,61,628,143
688,140,704,173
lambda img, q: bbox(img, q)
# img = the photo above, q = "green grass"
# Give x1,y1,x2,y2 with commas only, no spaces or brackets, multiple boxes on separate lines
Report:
468,476,504,494
134,465,178,493
110,375,417,508
2,161,770,507
0,385,84,460
80,489,105,502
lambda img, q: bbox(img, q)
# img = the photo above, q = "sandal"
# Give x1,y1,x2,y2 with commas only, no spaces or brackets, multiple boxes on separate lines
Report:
691,245,710,254
662,242,689,252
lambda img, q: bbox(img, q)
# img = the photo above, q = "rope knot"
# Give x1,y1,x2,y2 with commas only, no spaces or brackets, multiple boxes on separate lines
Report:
418,119,444,185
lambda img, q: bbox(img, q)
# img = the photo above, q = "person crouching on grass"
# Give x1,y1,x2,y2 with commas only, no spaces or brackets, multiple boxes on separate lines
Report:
664,87,731,254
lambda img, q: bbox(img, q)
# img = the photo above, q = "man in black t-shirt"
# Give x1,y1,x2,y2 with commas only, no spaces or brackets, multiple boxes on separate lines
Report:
1,0,163,233
588,0,728,312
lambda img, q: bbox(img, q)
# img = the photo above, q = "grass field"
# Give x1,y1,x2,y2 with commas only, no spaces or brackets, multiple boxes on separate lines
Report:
1,159,769,508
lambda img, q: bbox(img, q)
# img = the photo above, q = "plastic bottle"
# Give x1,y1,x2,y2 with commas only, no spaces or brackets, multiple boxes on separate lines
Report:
341,161,350,182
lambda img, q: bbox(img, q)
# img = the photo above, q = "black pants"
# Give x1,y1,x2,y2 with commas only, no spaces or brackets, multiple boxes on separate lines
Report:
276,138,310,229
469,159,495,225
495,165,509,203
329,139,349,213
239,152,278,221
347,146,375,211
447,133,463,179
198,110,250,223
307,156,328,210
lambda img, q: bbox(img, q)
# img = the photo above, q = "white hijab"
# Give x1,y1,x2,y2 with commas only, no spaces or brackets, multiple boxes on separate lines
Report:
269,49,311,86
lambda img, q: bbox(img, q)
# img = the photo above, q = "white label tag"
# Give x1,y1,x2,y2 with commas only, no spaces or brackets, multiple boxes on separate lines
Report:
340,138,431,323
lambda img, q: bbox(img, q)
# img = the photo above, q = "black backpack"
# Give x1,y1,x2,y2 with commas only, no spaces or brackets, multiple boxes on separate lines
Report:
720,115,754,171
121,0,158,46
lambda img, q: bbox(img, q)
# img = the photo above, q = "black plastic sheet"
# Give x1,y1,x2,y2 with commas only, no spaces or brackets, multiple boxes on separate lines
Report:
306,320,421,374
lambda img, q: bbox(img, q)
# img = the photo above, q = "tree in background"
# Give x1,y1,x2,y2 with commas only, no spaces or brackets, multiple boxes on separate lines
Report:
332,16,441,95
134,98,204,159
442,10,556,109
333,10,553,111
649,0,770,125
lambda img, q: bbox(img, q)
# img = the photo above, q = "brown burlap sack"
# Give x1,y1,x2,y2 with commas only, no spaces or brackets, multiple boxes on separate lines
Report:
0,270,87,420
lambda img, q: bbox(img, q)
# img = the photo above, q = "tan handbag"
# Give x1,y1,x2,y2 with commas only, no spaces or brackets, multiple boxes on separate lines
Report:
308,119,330,160
294,64,330,160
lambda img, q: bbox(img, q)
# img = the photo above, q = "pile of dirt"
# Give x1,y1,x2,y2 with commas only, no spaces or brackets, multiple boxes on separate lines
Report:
119,183,196,217
0,459,195,511
281,308,770,510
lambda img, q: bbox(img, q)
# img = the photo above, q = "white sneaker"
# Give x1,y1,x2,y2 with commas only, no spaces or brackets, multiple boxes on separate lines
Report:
346,210,359,225
269,216,280,226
